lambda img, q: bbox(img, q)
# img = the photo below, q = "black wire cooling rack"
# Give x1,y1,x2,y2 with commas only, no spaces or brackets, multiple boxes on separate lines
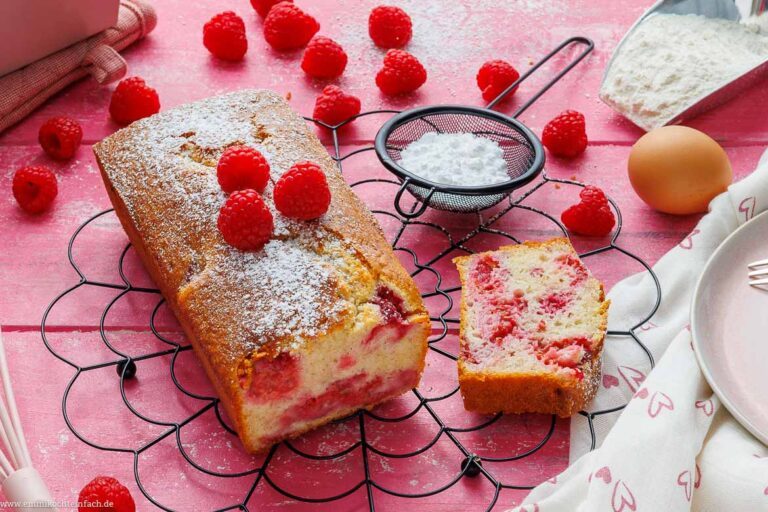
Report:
41,111,661,512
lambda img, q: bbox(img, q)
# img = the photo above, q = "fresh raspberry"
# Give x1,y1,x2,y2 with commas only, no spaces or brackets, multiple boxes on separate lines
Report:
203,11,248,61
561,185,616,237
217,145,270,193
301,36,347,79
250,0,292,18
109,77,160,126
273,162,331,220
375,49,427,96
12,166,58,214
78,476,135,512
476,60,520,103
313,85,361,127
542,110,588,158
38,117,83,160
368,6,412,48
218,189,274,251
263,2,319,51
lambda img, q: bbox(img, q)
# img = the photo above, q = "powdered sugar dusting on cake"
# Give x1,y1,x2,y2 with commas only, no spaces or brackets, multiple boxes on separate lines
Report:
96,90,355,357
210,235,350,355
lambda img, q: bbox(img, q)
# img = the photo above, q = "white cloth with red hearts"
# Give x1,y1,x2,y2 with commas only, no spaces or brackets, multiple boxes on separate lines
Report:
509,150,768,512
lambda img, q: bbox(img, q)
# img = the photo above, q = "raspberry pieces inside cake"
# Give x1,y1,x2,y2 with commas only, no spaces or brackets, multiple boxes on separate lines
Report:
453,238,609,417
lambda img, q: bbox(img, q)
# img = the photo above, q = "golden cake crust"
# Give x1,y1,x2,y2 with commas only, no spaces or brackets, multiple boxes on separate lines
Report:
453,238,609,418
93,90,429,450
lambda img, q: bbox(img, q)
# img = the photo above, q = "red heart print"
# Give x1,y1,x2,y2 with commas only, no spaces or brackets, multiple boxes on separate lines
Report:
739,196,756,221
677,470,693,501
679,229,700,250
618,366,646,392
639,321,658,332
595,466,612,484
611,480,637,512
648,391,674,418
634,388,649,399
603,374,620,389
695,399,714,416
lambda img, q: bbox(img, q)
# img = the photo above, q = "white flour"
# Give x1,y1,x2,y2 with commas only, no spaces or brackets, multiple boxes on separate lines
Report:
398,132,509,186
600,13,768,131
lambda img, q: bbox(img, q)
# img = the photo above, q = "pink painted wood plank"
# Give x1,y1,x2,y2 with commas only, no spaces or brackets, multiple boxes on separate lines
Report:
1,0,767,148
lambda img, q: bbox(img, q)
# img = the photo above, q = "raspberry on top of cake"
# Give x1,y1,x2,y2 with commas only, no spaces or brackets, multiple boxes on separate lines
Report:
453,238,609,417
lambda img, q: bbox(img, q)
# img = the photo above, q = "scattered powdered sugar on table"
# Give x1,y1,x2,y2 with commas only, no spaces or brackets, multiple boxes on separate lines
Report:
211,235,348,352
332,0,563,102
600,13,768,131
398,132,510,186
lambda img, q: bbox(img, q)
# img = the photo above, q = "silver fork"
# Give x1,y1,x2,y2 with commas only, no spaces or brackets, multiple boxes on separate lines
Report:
748,259,768,287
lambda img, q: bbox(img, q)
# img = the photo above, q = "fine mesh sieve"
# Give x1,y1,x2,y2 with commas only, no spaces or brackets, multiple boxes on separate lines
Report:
374,37,594,218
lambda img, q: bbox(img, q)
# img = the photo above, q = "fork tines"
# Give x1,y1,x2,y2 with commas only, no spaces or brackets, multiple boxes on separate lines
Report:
748,258,768,287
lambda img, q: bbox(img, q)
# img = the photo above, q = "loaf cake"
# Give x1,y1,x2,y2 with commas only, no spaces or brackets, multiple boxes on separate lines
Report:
453,238,609,417
93,90,430,453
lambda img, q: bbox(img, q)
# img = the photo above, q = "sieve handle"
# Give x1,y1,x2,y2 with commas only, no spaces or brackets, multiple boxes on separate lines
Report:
485,36,595,116
394,179,435,219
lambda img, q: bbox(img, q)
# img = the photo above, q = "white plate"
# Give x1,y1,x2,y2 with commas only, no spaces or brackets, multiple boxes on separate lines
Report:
692,210,768,445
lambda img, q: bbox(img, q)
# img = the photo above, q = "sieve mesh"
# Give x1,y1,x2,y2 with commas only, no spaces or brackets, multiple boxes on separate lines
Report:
377,107,544,214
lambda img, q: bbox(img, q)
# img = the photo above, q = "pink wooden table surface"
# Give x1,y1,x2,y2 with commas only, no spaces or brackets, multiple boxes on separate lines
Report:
1,0,767,510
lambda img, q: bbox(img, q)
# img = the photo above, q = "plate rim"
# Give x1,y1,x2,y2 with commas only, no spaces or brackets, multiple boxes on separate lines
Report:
691,209,768,446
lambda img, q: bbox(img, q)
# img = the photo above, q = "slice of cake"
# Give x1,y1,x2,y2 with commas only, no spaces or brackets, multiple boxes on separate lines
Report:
93,90,430,453
453,238,609,417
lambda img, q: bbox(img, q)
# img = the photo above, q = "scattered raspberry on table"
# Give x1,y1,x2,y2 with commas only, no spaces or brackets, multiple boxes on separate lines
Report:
263,2,320,51
109,77,160,126
476,60,520,103
78,476,135,512
561,185,616,237
38,117,82,160
217,145,271,194
376,49,427,95
542,110,588,158
369,5,413,48
313,85,361,127
274,161,331,220
301,36,348,79
12,166,58,214
250,0,292,18
218,189,274,251
203,11,248,61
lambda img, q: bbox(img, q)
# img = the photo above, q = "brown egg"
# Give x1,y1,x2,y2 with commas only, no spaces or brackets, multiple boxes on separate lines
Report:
628,126,733,215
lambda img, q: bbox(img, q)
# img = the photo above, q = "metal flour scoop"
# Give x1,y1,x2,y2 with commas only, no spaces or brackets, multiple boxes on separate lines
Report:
600,0,768,130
